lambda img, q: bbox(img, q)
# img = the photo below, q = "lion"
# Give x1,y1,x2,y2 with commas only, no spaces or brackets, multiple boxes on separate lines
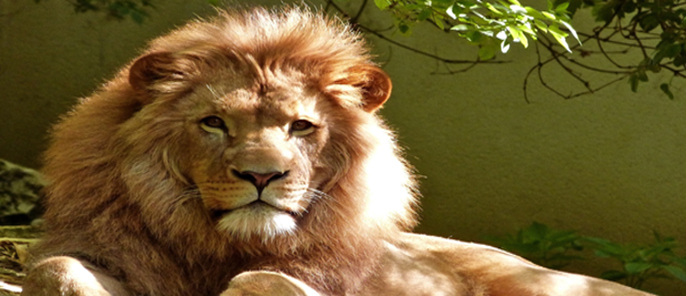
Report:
22,7,653,296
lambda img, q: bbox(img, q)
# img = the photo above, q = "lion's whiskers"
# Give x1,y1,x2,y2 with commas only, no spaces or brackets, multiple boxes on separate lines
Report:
170,186,202,206
305,187,332,202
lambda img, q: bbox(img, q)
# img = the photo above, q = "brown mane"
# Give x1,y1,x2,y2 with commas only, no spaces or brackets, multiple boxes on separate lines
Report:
35,7,418,295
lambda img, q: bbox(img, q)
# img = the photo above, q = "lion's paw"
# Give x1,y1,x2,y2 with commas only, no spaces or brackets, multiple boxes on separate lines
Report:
221,271,321,296
22,256,129,296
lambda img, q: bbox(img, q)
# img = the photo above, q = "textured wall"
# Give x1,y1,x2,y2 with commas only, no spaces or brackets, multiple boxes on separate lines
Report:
1,0,685,294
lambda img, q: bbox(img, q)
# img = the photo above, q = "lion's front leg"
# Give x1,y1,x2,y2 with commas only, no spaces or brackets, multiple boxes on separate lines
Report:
21,256,130,296
221,271,322,296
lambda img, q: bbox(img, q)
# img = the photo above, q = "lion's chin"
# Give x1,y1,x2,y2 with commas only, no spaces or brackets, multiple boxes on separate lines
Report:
215,203,297,240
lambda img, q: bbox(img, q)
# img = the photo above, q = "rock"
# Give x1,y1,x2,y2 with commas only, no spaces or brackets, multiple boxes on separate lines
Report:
0,159,46,225
0,225,43,296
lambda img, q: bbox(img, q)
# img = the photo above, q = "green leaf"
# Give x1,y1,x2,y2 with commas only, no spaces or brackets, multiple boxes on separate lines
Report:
398,22,411,34
675,54,686,67
555,2,570,13
647,62,661,73
447,4,458,19
542,11,557,20
465,31,483,43
637,69,648,82
526,222,549,239
479,44,497,60
517,24,536,36
601,270,628,281
507,26,524,41
534,19,548,32
484,3,504,15
130,9,146,24
433,15,445,30
501,40,511,53
560,20,580,45
549,23,571,52
629,73,639,92
664,265,686,282
593,4,615,23
519,34,529,47
451,24,471,31
660,83,675,100
639,14,660,32
510,4,527,14
663,44,682,59
551,32,571,52
624,262,653,274
525,6,546,19
460,0,478,8
374,0,391,10
417,9,432,21
622,0,636,13
548,23,569,38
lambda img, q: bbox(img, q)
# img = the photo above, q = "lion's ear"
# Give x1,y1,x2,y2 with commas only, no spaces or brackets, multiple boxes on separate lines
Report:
129,52,177,91
128,52,201,104
340,65,392,113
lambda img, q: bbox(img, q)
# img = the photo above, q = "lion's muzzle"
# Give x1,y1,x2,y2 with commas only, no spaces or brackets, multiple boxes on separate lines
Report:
232,169,289,196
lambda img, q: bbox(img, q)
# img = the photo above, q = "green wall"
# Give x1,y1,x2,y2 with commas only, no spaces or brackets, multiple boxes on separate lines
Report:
1,0,684,294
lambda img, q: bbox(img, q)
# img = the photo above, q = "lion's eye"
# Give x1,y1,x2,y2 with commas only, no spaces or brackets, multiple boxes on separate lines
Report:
200,116,227,134
291,120,314,133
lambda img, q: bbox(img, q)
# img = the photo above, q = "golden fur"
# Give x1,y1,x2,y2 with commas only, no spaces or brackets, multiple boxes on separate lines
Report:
24,7,653,296
26,7,415,296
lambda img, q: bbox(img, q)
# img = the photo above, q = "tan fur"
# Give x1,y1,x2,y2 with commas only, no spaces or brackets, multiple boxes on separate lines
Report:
24,7,653,296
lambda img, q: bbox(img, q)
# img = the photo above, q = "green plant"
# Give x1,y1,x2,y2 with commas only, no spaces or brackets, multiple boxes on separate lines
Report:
490,223,686,291
348,0,685,99
486,221,584,269
586,232,686,290
34,0,155,23
560,0,686,97
372,0,580,60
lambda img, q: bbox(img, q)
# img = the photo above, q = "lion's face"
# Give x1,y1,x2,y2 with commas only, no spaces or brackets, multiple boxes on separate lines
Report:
120,46,395,244
181,72,333,239
71,8,419,257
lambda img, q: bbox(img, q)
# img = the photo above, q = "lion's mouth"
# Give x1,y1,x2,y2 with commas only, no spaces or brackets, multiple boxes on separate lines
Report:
210,209,232,220
209,201,298,220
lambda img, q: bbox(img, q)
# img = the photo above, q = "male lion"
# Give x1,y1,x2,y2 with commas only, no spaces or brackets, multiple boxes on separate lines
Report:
23,7,653,296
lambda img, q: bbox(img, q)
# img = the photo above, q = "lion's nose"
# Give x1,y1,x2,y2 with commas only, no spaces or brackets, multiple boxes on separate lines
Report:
232,170,288,195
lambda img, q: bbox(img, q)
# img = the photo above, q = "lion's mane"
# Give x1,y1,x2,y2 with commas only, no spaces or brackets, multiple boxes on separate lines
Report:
35,7,418,295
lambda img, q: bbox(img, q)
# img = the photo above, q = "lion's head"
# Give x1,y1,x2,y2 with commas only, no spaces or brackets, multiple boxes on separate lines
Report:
39,9,418,288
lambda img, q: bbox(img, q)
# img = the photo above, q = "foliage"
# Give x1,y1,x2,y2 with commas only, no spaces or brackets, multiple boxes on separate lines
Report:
554,0,685,98
491,222,686,291
586,232,686,290
372,0,580,61
34,0,155,23
0,160,44,225
561,0,686,94
368,0,685,99
486,221,584,269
